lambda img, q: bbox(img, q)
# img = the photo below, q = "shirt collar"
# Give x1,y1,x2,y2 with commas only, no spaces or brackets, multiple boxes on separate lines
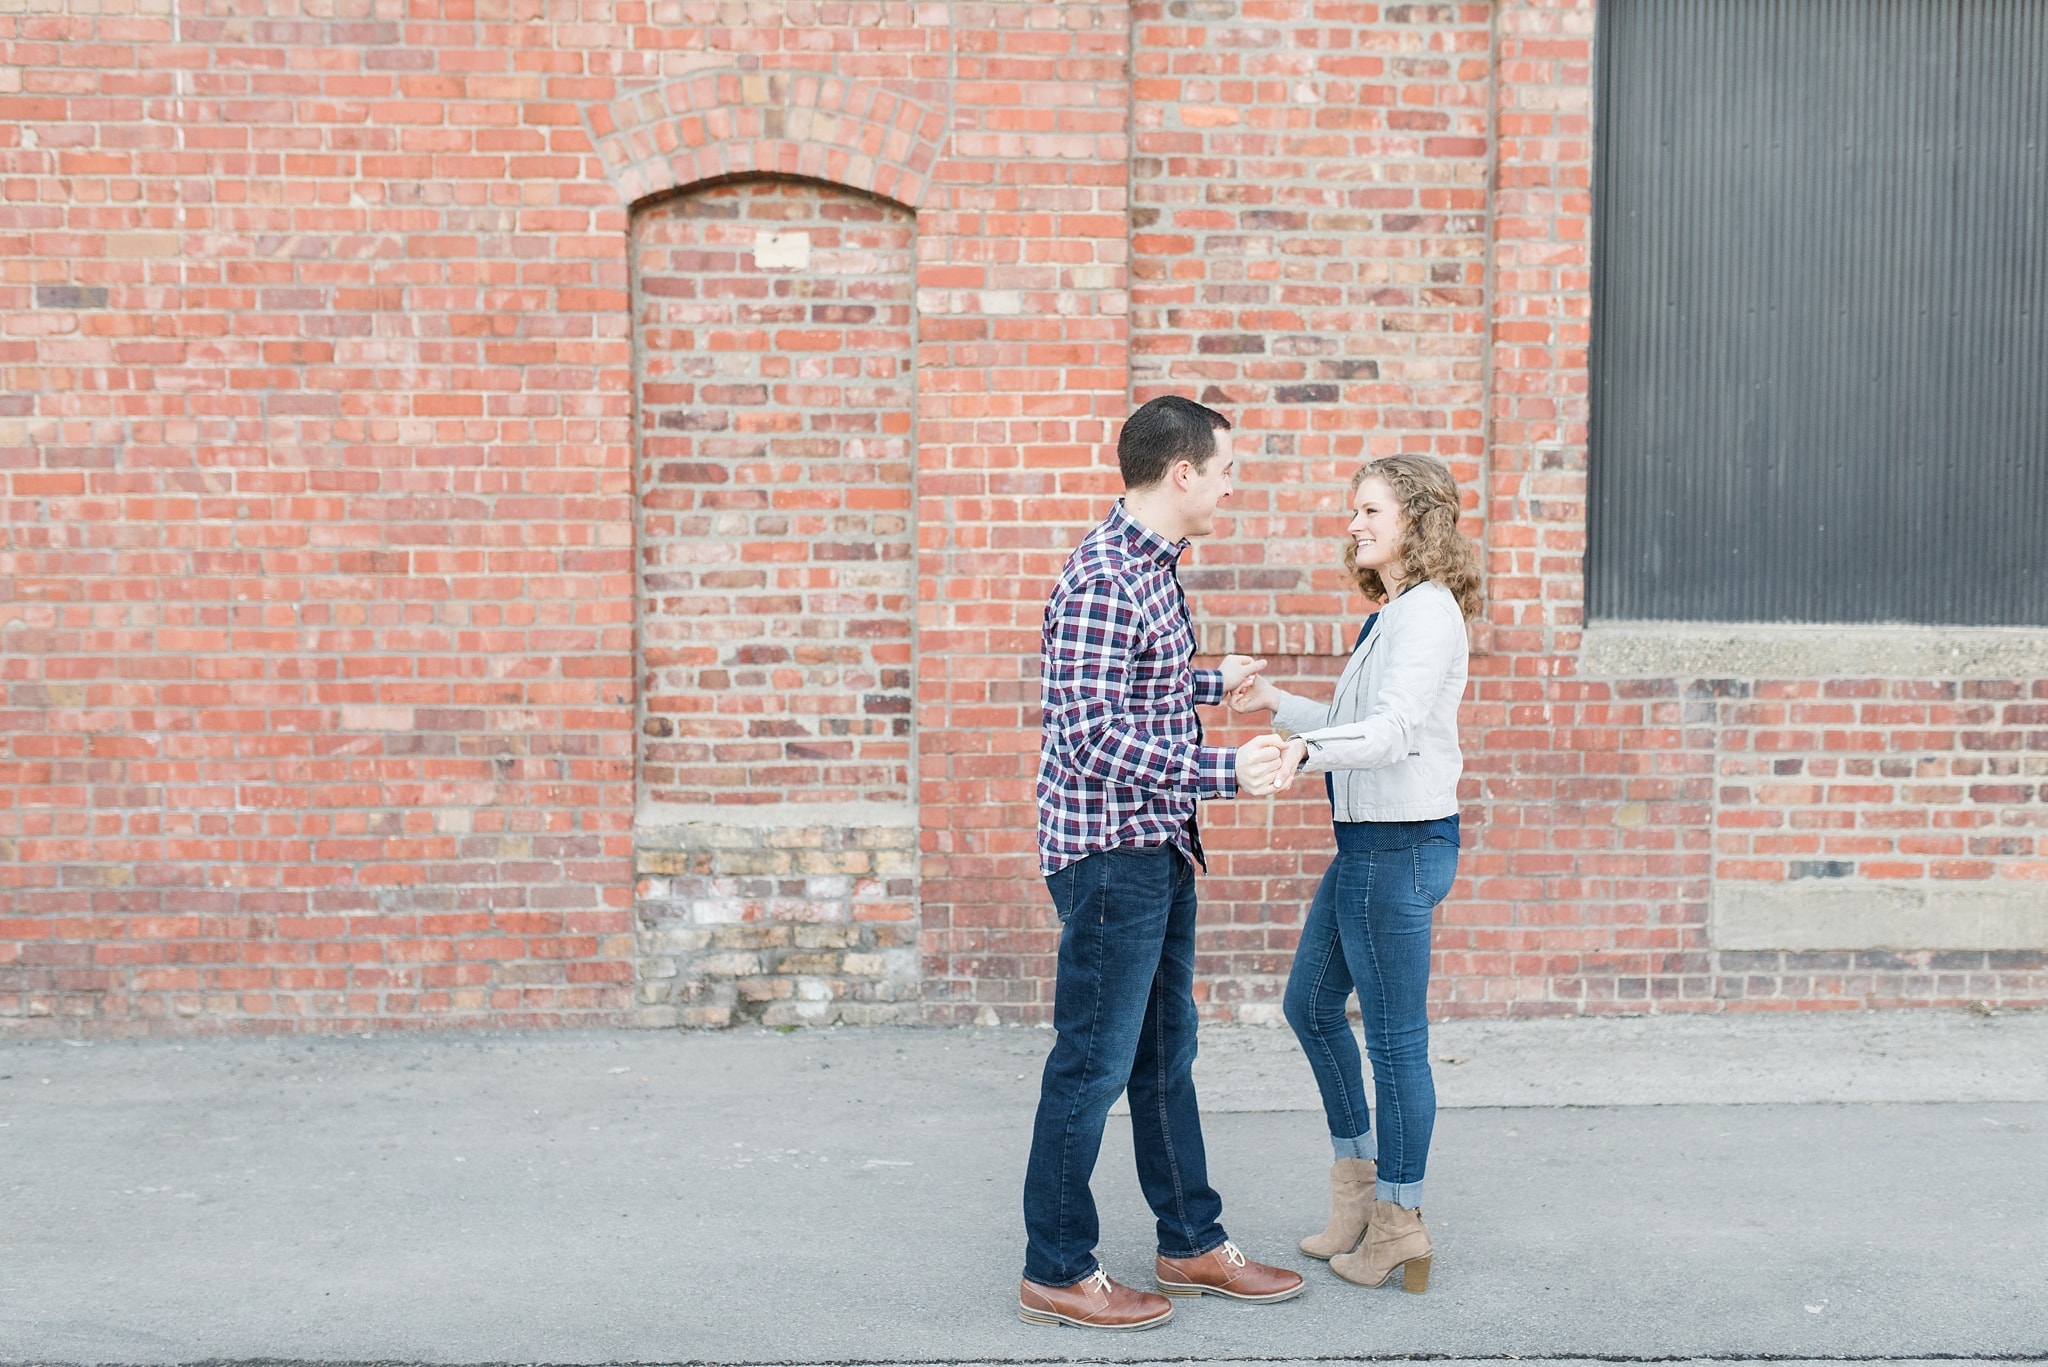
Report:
1108,498,1187,570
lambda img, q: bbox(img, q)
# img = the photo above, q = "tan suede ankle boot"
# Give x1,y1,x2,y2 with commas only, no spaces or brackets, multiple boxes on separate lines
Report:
1298,1157,1377,1260
1329,1198,1432,1292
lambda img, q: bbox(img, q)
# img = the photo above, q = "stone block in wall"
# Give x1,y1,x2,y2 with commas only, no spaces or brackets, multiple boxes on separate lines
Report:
635,807,919,1027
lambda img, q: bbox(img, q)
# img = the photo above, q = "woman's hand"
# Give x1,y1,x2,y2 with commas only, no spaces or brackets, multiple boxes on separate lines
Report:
1228,674,1282,715
1273,736,1308,791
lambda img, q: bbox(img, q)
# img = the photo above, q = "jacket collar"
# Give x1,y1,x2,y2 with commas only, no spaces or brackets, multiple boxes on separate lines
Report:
1348,581,1448,666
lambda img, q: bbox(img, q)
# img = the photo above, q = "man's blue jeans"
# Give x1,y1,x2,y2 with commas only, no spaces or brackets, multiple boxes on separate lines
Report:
1282,819,1459,1207
1021,842,1229,1286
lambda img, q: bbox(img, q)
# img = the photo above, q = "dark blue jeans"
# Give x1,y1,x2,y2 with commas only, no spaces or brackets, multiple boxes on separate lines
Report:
1021,843,1229,1286
1282,819,1459,1207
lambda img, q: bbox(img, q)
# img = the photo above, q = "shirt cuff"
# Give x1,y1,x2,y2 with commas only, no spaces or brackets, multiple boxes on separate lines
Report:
1192,668,1225,707
1194,743,1238,798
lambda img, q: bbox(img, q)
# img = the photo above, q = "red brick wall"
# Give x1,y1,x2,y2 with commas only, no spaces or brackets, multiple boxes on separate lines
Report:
1126,0,1496,1024
1453,0,1631,1013
1,0,645,1032
1712,678,2048,1004
3,0,2042,1034
913,0,1138,1021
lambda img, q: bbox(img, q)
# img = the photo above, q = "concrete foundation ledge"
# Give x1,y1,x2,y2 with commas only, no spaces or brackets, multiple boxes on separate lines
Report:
1583,619,2048,678
1714,880,2048,951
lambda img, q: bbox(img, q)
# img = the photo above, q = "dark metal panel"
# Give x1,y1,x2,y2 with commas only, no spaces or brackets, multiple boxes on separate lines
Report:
1588,0,2048,624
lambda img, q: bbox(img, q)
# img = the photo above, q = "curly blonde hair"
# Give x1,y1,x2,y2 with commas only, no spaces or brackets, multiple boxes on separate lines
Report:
1342,454,1482,620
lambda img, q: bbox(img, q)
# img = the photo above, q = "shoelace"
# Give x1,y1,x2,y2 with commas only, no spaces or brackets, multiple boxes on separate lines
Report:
1087,1268,1113,1297
1220,1241,1247,1268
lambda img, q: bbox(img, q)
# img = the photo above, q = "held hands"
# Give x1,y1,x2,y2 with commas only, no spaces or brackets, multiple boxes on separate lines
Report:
1236,734,1309,797
1224,657,1304,796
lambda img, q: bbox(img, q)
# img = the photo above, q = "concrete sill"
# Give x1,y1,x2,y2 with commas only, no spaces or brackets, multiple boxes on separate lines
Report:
1582,620,2048,679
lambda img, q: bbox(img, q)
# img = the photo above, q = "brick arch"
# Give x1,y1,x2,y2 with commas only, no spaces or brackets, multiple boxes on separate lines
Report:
592,71,947,210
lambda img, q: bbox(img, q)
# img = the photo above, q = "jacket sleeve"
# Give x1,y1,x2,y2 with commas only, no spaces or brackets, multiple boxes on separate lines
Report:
1295,597,1464,774
1269,687,1329,737
1044,576,1239,799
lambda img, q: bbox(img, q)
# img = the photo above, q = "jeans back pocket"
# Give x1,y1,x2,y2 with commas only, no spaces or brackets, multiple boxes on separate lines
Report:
1411,838,1459,907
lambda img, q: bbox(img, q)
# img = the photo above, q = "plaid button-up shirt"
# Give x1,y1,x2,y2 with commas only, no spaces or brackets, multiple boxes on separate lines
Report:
1036,499,1238,876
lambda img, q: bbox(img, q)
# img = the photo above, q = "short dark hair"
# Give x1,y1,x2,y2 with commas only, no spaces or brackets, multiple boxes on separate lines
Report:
1117,395,1232,489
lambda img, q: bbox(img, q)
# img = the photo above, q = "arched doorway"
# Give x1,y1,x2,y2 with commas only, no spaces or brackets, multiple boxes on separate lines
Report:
630,177,918,1027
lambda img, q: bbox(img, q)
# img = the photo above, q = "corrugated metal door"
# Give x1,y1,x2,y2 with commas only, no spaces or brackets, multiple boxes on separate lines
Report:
1589,0,2048,624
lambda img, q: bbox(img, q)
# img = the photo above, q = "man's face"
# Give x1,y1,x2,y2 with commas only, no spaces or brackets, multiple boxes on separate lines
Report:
1173,430,1235,537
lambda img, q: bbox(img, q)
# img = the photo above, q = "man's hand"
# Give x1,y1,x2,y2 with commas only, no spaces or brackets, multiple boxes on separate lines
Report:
1219,654,1268,695
1237,734,1308,796
1228,674,1281,715
1236,733,1289,797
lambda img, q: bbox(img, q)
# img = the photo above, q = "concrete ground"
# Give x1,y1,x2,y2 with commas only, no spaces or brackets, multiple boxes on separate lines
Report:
2,1009,2045,1366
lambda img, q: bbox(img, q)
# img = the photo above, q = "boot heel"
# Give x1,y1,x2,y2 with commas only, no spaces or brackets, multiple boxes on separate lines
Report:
1153,1280,1204,1298
1401,1254,1431,1294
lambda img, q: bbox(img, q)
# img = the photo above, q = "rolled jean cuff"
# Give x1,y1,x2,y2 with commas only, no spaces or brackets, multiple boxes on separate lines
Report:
1332,1131,1376,1162
1376,1177,1424,1208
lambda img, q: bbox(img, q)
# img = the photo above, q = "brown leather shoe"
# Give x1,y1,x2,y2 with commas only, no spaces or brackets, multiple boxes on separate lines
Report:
1018,1268,1174,1330
1155,1240,1306,1302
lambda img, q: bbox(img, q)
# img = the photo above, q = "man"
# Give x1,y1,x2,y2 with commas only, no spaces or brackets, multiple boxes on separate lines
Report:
1018,395,1306,1331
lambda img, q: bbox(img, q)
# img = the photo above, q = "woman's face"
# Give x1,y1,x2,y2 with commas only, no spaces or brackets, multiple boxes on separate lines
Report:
1348,474,1407,579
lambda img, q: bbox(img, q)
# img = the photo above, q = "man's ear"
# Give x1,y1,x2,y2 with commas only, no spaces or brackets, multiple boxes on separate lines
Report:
1169,458,1194,490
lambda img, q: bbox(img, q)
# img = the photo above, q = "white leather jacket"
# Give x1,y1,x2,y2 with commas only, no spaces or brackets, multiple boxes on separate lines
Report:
1267,580,1468,823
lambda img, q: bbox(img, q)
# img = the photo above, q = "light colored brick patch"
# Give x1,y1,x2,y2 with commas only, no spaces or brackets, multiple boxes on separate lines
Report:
634,816,918,1028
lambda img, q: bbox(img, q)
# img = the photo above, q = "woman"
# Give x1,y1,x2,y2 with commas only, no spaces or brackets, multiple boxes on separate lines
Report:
1228,453,1480,1293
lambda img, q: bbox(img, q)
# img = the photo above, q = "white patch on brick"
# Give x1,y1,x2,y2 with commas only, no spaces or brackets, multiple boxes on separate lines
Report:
752,230,810,270
689,899,747,925
339,706,415,731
